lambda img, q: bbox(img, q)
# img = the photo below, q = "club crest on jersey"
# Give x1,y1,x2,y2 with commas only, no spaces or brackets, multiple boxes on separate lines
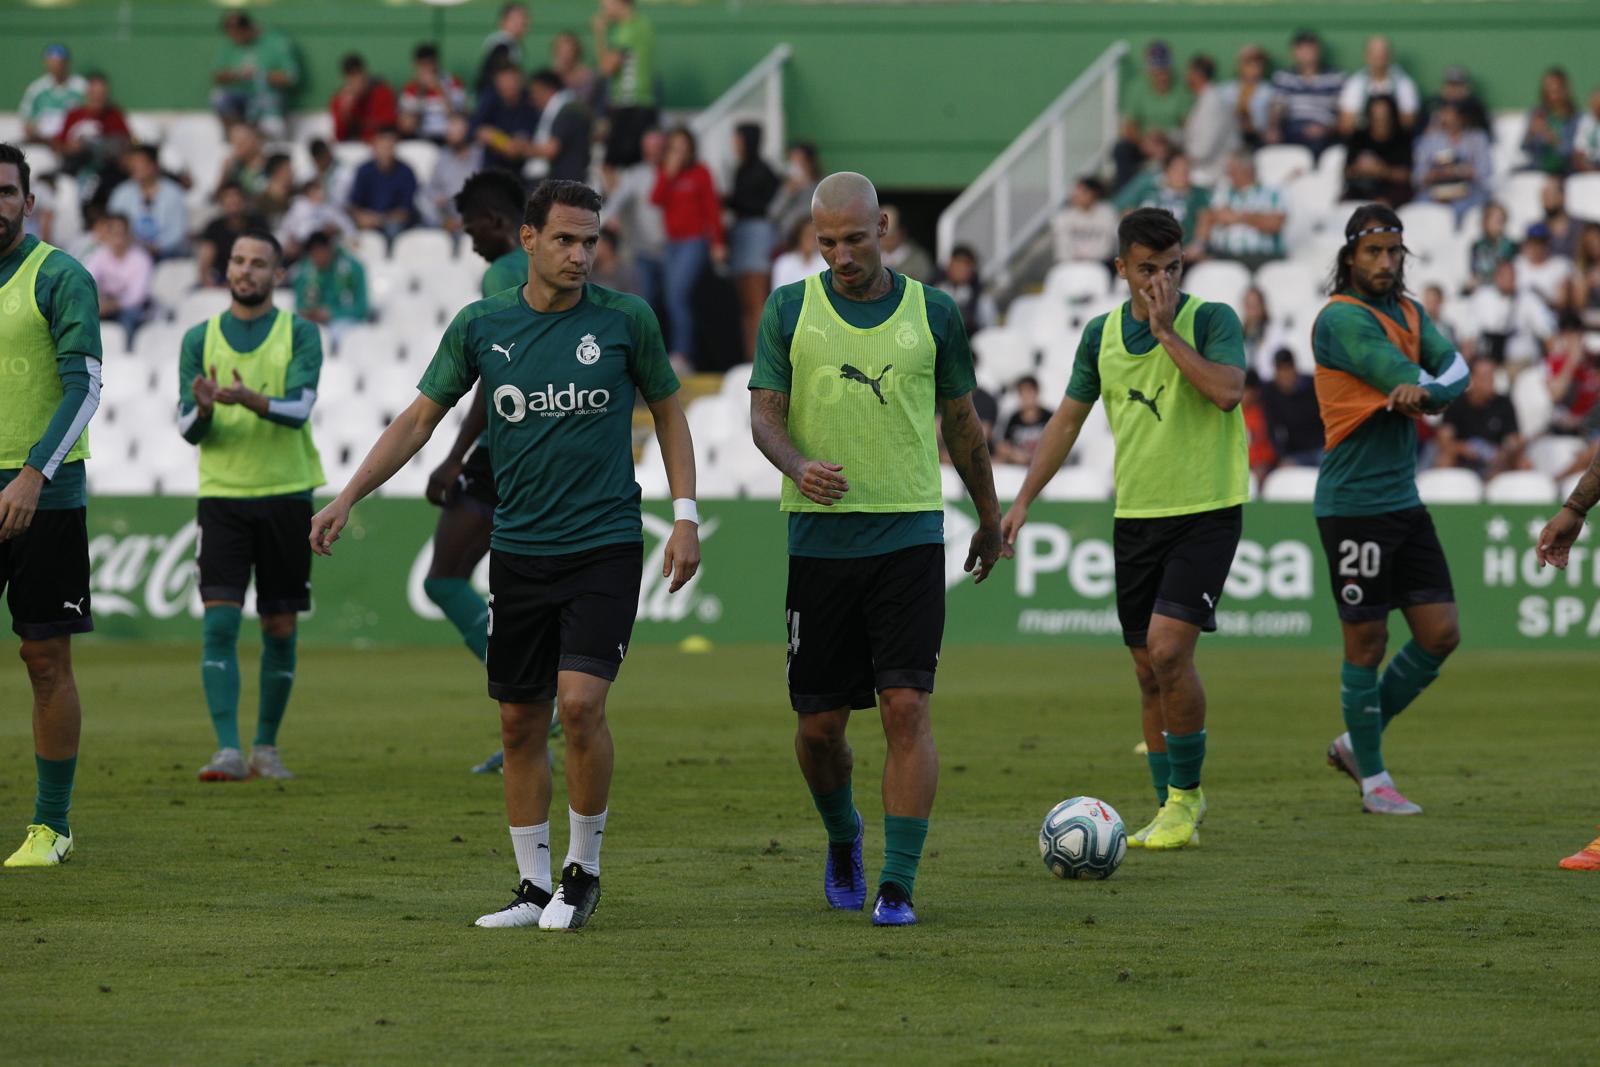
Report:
2,291,21,316
1341,582,1364,606
894,321,920,350
576,333,601,365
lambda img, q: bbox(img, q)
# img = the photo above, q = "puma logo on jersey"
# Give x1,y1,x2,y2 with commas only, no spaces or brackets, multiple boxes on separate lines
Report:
492,342,517,362
62,598,86,616
840,363,892,405
1201,592,1215,609
804,325,829,339
1128,385,1165,421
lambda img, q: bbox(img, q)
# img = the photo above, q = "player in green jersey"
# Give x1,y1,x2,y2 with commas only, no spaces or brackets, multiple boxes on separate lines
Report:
0,143,102,868
310,180,700,930
1311,205,1467,816
1001,208,1250,851
749,171,1001,926
178,230,326,783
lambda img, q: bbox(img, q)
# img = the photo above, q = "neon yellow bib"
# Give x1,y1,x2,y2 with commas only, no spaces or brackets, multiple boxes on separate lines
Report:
199,311,324,498
0,241,90,469
780,274,942,513
1098,298,1248,519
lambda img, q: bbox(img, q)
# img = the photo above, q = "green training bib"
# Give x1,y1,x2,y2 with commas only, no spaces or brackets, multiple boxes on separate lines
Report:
0,241,90,469
199,311,324,498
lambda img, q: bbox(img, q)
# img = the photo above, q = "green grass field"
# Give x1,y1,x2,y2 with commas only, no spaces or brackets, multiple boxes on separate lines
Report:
1,643,1594,1065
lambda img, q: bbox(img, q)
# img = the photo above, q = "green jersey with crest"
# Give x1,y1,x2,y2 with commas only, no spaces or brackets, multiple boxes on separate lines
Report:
418,284,679,556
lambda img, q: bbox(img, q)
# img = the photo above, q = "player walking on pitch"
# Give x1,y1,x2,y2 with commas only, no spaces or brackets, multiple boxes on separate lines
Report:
310,180,699,929
179,230,326,783
1001,208,1248,851
0,143,102,868
1537,442,1600,869
749,171,1001,926
1311,205,1466,815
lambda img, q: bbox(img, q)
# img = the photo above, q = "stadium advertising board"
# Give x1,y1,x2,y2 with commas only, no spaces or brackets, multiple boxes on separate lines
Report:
50,498,1598,648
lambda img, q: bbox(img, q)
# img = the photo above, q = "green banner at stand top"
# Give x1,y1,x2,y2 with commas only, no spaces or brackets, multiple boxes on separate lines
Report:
21,497,1597,649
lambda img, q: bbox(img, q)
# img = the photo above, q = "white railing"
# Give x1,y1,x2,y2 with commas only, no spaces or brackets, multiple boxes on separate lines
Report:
690,44,793,190
936,41,1127,288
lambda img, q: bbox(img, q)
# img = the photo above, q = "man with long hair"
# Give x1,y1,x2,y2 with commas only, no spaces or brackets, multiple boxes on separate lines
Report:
1311,205,1468,815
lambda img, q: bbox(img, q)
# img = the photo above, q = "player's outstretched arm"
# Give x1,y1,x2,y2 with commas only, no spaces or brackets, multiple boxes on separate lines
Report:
426,381,490,507
310,393,450,556
647,393,701,593
939,393,1002,584
750,388,849,506
1000,396,1094,559
1538,449,1600,569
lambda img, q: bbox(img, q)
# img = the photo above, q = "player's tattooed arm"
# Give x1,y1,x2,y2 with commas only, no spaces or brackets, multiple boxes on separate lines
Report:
750,388,849,506
1538,446,1600,569
940,394,1002,584
1568,453,1600,516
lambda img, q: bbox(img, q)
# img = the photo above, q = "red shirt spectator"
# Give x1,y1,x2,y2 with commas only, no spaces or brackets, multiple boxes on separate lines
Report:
400,43,466,143
1548,323,1600,432
55,79,131,155
331,53,399,144
651,162,725,246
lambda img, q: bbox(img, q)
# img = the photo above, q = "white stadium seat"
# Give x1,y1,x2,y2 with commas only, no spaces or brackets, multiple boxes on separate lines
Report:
970,327,1035,391
1255,144,1315,187
395,141,441,187
99,321,129,356
1260,465,1320,502
1398,202,1459,247
1500,171,1548,239
1526,434,1587,478
1491,111,1528,181
1183,260,1251,311
175,288,232,327
1042,261,1112,304
1565,173,1600,225
1253,261,1322,324
1510,368,1554,439
1485,470,1558,504
393,228,456,266
1416,467,1484,504
150,258,198,313
1039,464,1111,502
991,464,1027,503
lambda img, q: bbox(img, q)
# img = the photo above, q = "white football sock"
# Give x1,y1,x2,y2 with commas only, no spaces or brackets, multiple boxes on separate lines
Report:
565,807,607,876
509,823,551,890
1360,771,1394,796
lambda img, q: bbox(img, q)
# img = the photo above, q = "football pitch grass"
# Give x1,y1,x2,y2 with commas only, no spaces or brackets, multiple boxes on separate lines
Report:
1,642,1593,1065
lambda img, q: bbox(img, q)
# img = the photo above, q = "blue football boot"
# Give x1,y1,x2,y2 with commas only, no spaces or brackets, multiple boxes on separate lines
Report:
871,881,917,926
824,810,866,910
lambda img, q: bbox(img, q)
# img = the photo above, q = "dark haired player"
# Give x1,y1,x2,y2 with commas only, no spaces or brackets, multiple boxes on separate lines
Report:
1312,205,1467,816
310,180,700,930
1002,207,1248,851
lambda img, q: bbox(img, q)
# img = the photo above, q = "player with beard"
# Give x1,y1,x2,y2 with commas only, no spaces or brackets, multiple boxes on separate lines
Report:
0,143,103,868
178,230,326,783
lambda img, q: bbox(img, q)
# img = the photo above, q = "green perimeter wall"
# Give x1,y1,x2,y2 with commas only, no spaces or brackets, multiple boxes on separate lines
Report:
4,0,1597,189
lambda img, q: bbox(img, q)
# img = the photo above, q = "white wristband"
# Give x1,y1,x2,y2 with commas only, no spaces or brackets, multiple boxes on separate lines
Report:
672,498,700,525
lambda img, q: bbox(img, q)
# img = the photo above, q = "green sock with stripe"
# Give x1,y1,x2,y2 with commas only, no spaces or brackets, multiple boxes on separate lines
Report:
1146,749,1170,805
1341,661,1384,777
810,782,859,844
202,604,242,750
880,815,929,899
1379,641,1446,731
255,630,297,747
34,755,76,836
423,578,489,663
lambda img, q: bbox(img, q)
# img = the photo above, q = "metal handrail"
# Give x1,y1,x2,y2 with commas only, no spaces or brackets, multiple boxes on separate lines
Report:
936,41,1127,288
690,44,794,185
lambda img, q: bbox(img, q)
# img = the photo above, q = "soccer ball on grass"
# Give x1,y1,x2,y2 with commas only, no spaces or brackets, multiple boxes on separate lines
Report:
1039,796,1127,880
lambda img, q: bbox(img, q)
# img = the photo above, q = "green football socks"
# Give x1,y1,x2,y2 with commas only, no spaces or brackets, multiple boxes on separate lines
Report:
34,755,76,836
880,815,928,898
255,629,297,747
202,604,243,750
1165,730,1206,791
423,578,489,663
810,782,859,844
1145,749,1171,805
1341,661,1385,777
1379,641,1446,731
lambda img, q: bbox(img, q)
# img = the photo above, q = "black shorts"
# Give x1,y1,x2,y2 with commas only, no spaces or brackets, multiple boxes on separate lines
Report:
1114,506,1242,647
451,441,497,512
784,543,945,713
605,106,660,167
1317,507,1455,623
1,507,93,640
196,495,313,613
486,542,644,703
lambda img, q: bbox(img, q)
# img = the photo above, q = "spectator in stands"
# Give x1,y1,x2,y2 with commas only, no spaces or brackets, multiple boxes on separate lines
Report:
767,141,822,241
1183,54,1239,187
1114,41,1189,188
1424,66,1489,134
551,31,603,116
478,2,530,96
1342,95,1413,206
1515,224,1574,312
107,145,188,260
1468,203,1517,291
590,230,641,295
605,126,668,312
1197,151,1285,267
968,358,1000,453
1422,283,1458,346
472,62,539,175
1262,349,1323,466
595,0,659,168
1051,176,1118,264
55,73,131,188
19,44,86,144
84,213,153,338
1567,223,1600,329
332,53,399,145
726,123,781,359
1241,286,1292,378
253,153,297,232
1435,357,1526,476
936,245,998,336
22,173,57,244
424,115,483,231
1574,88,1600,172
881,205,934,282
211,11,300,137
308,138,351,204
278,178,354,263
1539,177,1581,259
652,127,724,368
1242,370,1276,479
1412,101,1492,222
348,128,419,243
524,69,593,183
219,122,270,199
1468,260,1554,365
996,376,1053,465
1338,35,1419,135
770,218,826,291
1117,152,1210,246
1547,313,1600,435
197,182,265,288
1522,67,1580,175
1221,44,1275,151
1269,29,1343,157
293,231,368,344
399,43,466,145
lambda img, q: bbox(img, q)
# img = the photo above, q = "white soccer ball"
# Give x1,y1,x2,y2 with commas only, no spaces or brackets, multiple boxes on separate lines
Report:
1039,796,1127,880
